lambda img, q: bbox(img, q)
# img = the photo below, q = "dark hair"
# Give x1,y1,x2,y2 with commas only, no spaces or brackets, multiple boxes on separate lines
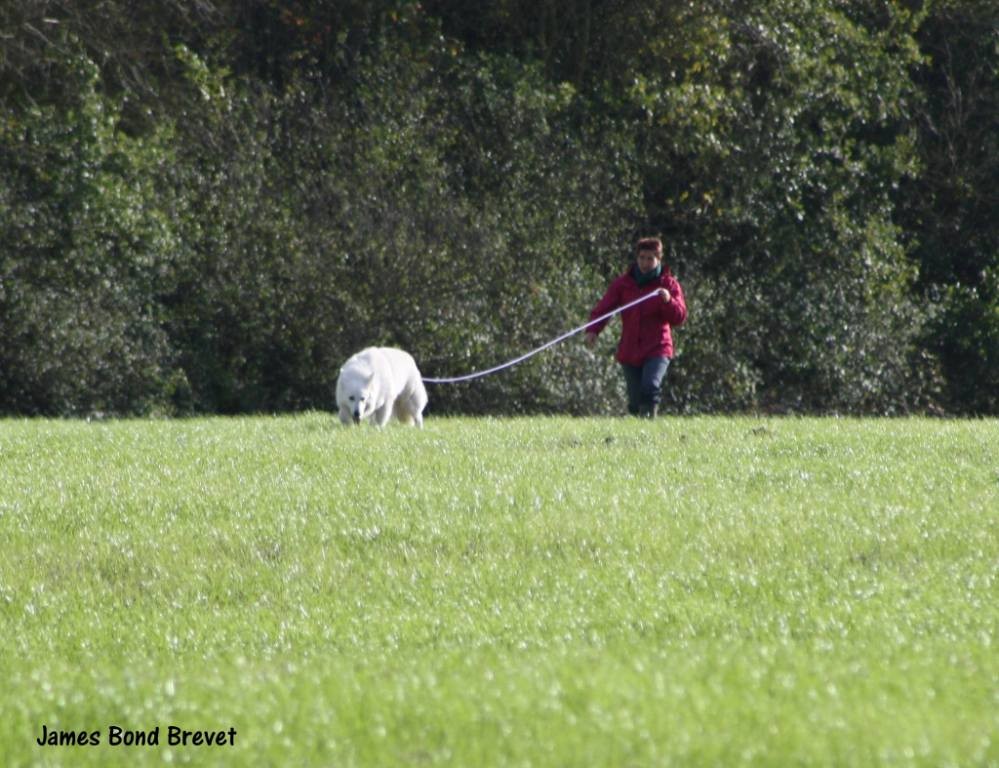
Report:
636,237,663,255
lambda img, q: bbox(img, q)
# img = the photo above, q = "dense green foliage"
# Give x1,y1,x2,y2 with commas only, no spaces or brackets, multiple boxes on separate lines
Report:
1,1,997,415
1,415,997,765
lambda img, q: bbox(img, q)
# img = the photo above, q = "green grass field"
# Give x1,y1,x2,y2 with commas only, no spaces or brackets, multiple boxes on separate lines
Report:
1,415,996,767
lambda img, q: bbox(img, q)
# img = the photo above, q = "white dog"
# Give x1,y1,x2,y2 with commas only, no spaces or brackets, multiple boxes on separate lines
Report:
336,347,428,427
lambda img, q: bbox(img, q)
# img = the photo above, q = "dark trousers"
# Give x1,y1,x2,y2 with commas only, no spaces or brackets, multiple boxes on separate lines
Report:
621,357,671,415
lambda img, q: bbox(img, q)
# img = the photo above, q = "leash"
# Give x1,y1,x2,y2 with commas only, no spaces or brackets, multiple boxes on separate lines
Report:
422,290,663,384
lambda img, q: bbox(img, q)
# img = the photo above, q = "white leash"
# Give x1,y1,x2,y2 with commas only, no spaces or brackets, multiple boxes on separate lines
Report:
422,290,662,384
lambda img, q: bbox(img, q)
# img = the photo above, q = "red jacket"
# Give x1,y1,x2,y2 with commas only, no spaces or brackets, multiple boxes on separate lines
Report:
588,266,687,366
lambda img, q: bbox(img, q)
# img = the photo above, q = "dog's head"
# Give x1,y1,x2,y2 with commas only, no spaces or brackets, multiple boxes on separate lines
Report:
345,386,372,424
337,367,375,424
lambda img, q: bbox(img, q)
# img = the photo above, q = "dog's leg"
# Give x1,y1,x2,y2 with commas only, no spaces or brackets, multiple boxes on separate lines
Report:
395,400,422,427
373,404,392,427
396,397,424,427
404,397,423,428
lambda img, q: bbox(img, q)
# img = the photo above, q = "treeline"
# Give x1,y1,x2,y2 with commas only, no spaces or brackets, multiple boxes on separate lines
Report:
1,0,997,416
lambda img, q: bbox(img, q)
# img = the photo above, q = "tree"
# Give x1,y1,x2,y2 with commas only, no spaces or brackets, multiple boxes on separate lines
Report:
607,0,929,412
0,49,179,414
901,0,999,412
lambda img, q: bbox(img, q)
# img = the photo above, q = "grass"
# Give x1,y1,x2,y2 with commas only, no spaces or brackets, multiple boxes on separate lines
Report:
0,414,996,766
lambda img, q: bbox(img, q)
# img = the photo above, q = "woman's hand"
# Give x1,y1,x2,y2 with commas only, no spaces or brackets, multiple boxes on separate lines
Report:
659,288,671,303
584,331,598,348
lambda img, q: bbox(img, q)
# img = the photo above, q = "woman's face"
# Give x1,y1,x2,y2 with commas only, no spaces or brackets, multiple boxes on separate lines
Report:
637,250,661,274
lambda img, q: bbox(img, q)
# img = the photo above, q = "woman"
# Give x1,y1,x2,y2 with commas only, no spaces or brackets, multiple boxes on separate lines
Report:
585,237,687,417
